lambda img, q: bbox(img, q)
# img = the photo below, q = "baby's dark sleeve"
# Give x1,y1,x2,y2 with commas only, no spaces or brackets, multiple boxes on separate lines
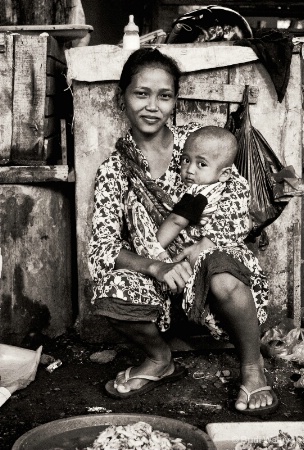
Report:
172,193,208,225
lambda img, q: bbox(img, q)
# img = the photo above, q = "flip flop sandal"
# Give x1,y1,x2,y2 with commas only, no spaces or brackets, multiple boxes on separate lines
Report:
104,363,188,399
235,384,279,416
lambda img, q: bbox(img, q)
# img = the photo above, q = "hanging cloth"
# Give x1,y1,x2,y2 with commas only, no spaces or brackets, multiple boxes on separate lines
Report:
234,29,294,103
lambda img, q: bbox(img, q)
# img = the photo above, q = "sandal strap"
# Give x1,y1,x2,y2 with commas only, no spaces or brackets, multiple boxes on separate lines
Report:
240,384,272,401
128,374,164,381
124,366,133,382
124,366,171,382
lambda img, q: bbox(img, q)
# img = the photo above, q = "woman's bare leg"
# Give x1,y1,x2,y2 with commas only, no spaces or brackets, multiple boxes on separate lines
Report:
209,273,274,410
107,318,174,393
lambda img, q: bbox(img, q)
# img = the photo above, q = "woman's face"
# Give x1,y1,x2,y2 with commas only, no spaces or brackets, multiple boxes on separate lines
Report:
122,66,177,136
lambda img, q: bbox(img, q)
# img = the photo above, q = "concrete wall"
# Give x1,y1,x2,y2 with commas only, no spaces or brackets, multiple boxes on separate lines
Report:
0,184,75,345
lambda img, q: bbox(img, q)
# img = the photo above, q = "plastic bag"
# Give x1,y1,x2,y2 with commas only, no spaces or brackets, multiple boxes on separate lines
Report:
292,369,304,388
261,321,304,364
225,85,298,247
0,344,42,407
280,328,304,363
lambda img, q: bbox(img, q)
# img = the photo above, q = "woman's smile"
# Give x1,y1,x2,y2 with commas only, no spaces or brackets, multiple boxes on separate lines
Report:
141,115,161,124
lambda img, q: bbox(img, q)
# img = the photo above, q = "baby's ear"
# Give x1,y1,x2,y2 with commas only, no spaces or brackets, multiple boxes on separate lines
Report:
218,166,232,182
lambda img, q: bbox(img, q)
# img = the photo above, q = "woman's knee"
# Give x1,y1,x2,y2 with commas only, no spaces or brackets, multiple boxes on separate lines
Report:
210,273,246,301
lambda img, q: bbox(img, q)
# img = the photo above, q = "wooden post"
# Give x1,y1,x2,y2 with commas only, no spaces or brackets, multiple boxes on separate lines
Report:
0,33,13,163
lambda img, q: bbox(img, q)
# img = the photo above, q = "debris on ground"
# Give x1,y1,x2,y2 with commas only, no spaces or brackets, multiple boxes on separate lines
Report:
89,350,117,364
193,401,222,410
291,369,304,388
45,359,63,373
86,406,112,413
215,370,232,384
40,354,56,366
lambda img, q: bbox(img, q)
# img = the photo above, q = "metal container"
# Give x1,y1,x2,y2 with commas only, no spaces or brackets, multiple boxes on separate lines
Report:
12,413,216,450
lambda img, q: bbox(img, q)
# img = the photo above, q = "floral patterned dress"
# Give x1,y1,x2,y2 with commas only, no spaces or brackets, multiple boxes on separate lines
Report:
88,123,268,334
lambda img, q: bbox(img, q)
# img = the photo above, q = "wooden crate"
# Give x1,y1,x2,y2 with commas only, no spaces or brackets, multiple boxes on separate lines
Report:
0,32,67,165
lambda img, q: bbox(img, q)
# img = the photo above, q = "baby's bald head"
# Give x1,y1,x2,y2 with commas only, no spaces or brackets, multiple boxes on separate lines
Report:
181,126,238,186
185,126,238,169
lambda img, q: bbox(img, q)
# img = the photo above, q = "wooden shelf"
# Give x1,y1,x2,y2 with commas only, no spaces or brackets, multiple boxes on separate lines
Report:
0,165,74,183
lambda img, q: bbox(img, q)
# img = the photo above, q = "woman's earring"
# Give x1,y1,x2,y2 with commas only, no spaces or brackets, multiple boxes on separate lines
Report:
120,103,125,112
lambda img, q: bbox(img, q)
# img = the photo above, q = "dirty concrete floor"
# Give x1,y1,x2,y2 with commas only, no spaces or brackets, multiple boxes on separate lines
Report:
1,328,303,450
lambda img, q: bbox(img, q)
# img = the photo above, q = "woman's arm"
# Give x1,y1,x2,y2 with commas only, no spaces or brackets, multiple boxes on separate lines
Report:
116,248,193,293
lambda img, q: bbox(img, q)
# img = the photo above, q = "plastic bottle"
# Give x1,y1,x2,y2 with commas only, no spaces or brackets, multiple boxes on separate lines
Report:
123,15,140,50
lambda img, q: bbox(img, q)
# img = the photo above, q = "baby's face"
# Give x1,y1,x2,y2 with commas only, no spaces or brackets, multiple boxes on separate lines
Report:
181,137,224,186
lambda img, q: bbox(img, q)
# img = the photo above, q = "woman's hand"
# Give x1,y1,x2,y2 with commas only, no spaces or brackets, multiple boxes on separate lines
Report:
149,260,193,293
173,237,216,267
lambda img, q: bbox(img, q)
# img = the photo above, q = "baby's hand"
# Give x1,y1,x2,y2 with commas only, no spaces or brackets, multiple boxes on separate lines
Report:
157,250,171,261
173,237,216,267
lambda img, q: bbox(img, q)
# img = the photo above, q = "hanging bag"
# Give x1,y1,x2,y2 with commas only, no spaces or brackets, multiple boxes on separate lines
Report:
226,85,297,246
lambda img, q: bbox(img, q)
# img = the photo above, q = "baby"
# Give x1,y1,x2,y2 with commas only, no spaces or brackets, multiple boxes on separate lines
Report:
156,125,242,256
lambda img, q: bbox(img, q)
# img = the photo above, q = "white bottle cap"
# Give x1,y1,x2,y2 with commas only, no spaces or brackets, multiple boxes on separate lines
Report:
0,387,11,407
124,15,139,33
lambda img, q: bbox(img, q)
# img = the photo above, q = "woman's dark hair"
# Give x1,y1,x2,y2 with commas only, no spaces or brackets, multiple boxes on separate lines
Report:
118,48,181,95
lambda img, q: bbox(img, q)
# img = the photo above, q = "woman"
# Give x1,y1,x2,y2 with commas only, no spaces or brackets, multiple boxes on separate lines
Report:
88,48,278,414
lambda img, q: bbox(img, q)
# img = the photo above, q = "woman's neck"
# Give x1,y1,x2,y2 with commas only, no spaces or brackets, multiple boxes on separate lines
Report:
132,126,174,179
132,126,170,152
